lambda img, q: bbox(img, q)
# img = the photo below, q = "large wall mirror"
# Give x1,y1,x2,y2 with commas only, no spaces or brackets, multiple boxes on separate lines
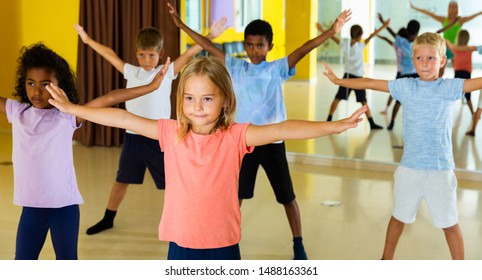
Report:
284,0,482,173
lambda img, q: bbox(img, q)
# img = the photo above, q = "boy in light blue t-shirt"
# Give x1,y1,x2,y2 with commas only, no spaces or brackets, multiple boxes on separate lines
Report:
167,3,351,260
324,32,482,260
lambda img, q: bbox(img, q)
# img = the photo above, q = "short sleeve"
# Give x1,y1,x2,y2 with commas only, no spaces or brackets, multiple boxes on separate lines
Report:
6,99,22,123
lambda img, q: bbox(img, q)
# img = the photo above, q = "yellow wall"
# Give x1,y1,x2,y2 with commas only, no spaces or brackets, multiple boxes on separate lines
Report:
21,0,80,70
0,0,79,131
0,1,22,131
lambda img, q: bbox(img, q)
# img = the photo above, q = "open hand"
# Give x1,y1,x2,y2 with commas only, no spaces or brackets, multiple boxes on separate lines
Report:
322,62,339,84
330,9,352,34
46,84,74,113
150,57,171,89
209,17,228,39
167,1,182,27
74,24,90,44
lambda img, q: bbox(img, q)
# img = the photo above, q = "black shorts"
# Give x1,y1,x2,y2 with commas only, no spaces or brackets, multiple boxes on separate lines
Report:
334,73,367,102
116,133,166,189
454,70,471,100
238,142,295,204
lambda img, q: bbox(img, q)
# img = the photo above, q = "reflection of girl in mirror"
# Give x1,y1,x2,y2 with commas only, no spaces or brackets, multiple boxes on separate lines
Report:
410,0,482,75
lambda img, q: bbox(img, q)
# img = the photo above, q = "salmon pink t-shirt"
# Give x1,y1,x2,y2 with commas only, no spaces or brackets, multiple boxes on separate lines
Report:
157,120,253,249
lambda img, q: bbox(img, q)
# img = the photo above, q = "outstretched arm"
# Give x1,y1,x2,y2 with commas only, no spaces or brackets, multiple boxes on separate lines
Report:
287,9,351,68
459,11,482,25
463,77,482,93
167,1,225,60
436,17,460,33
445,40,477,52
323,62,389,92
246,105,367,146
84,58,171,110
173,17,228,75
74,24,125,74
364,19,390,44
47,84,159,139
409,1,445,23
377,34,393,46
315,22,340,45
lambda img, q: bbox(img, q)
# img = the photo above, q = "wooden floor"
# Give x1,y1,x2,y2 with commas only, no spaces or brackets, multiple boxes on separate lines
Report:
1,64,482,260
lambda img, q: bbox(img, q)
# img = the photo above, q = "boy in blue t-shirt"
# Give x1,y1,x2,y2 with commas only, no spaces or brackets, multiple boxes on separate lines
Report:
324,32,482,260
167,3,351,260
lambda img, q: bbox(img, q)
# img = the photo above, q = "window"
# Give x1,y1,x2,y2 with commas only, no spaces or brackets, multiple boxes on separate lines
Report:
235,0,261,32
186,0,202,32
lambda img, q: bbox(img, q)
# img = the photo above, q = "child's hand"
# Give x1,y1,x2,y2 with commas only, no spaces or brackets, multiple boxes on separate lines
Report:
46,84,74,113
377,13,385,24
74,24,90,44
167,1,182,27
341,105,368,129
322,62,339,84
330,9,352,34
208,17,228,39
150,57,171,90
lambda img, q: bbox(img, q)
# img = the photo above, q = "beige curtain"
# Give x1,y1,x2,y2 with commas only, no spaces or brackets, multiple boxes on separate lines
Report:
75,0,180,146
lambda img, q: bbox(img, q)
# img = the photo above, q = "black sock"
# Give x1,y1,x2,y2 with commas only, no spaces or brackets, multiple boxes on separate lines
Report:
86,209,116,235
327,115,333,122
293,237,308,260
368,117,383,129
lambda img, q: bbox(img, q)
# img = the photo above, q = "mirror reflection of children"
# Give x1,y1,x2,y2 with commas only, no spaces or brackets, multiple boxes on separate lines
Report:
324,32,482,259
47,56,367,260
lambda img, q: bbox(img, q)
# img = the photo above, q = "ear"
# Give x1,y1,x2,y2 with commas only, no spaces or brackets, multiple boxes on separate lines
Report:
159,49,165,59
440,55,447,68
268,43,274,51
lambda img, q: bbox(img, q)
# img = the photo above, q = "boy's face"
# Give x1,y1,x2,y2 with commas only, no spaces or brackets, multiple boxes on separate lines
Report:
412,45,446,81
243,35,273,64
136,48,161,71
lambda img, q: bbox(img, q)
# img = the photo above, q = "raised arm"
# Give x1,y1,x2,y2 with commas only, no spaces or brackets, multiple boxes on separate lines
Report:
410,1,445,23
167,1,225,60
377,13,397,38
173,17,228,75
445,40,477,52
246,105,367,147
47,84,159,139
74,24,125,74
364,19,390,44
287,9,351,68
323,62,389,92
315,22,340,45
459,11,482,25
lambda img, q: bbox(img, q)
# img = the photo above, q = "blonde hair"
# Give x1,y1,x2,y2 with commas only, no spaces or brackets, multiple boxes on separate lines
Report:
176,57,237,141
412,32,446,58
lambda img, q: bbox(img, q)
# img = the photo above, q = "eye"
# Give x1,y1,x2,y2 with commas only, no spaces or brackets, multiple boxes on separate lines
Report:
203,97,212,102
245,44,252,49
42,83,50,88
184,96,193,101
26,82,35,87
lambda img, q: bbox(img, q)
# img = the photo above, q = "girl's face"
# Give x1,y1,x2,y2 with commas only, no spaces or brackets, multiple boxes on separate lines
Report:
412,45,446,81
244,35,273,65
136,48,161,71
26,67,58,109
182,75,225,135
448,2,458,18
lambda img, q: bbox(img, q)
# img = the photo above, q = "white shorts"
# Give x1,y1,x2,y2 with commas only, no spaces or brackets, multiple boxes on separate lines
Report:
392,166,458,228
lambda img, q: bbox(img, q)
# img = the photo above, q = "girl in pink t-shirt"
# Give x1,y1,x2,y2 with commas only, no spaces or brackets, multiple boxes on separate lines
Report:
0,43,165,260
447,29,478,114
48,56,367,260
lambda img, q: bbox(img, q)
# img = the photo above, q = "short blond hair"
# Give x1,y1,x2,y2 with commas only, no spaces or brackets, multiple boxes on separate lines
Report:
412,32,446,58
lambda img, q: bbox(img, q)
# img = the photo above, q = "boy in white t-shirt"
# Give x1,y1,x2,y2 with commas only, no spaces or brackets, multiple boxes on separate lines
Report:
74,19,226,235
323,22,389,129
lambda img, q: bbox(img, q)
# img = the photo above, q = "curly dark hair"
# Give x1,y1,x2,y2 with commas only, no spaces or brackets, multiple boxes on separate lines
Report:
13,42,79,105
244,19,273,45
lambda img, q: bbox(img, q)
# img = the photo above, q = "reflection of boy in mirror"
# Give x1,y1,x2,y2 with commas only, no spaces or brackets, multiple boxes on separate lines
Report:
323,21,389,129
323,32,482,260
